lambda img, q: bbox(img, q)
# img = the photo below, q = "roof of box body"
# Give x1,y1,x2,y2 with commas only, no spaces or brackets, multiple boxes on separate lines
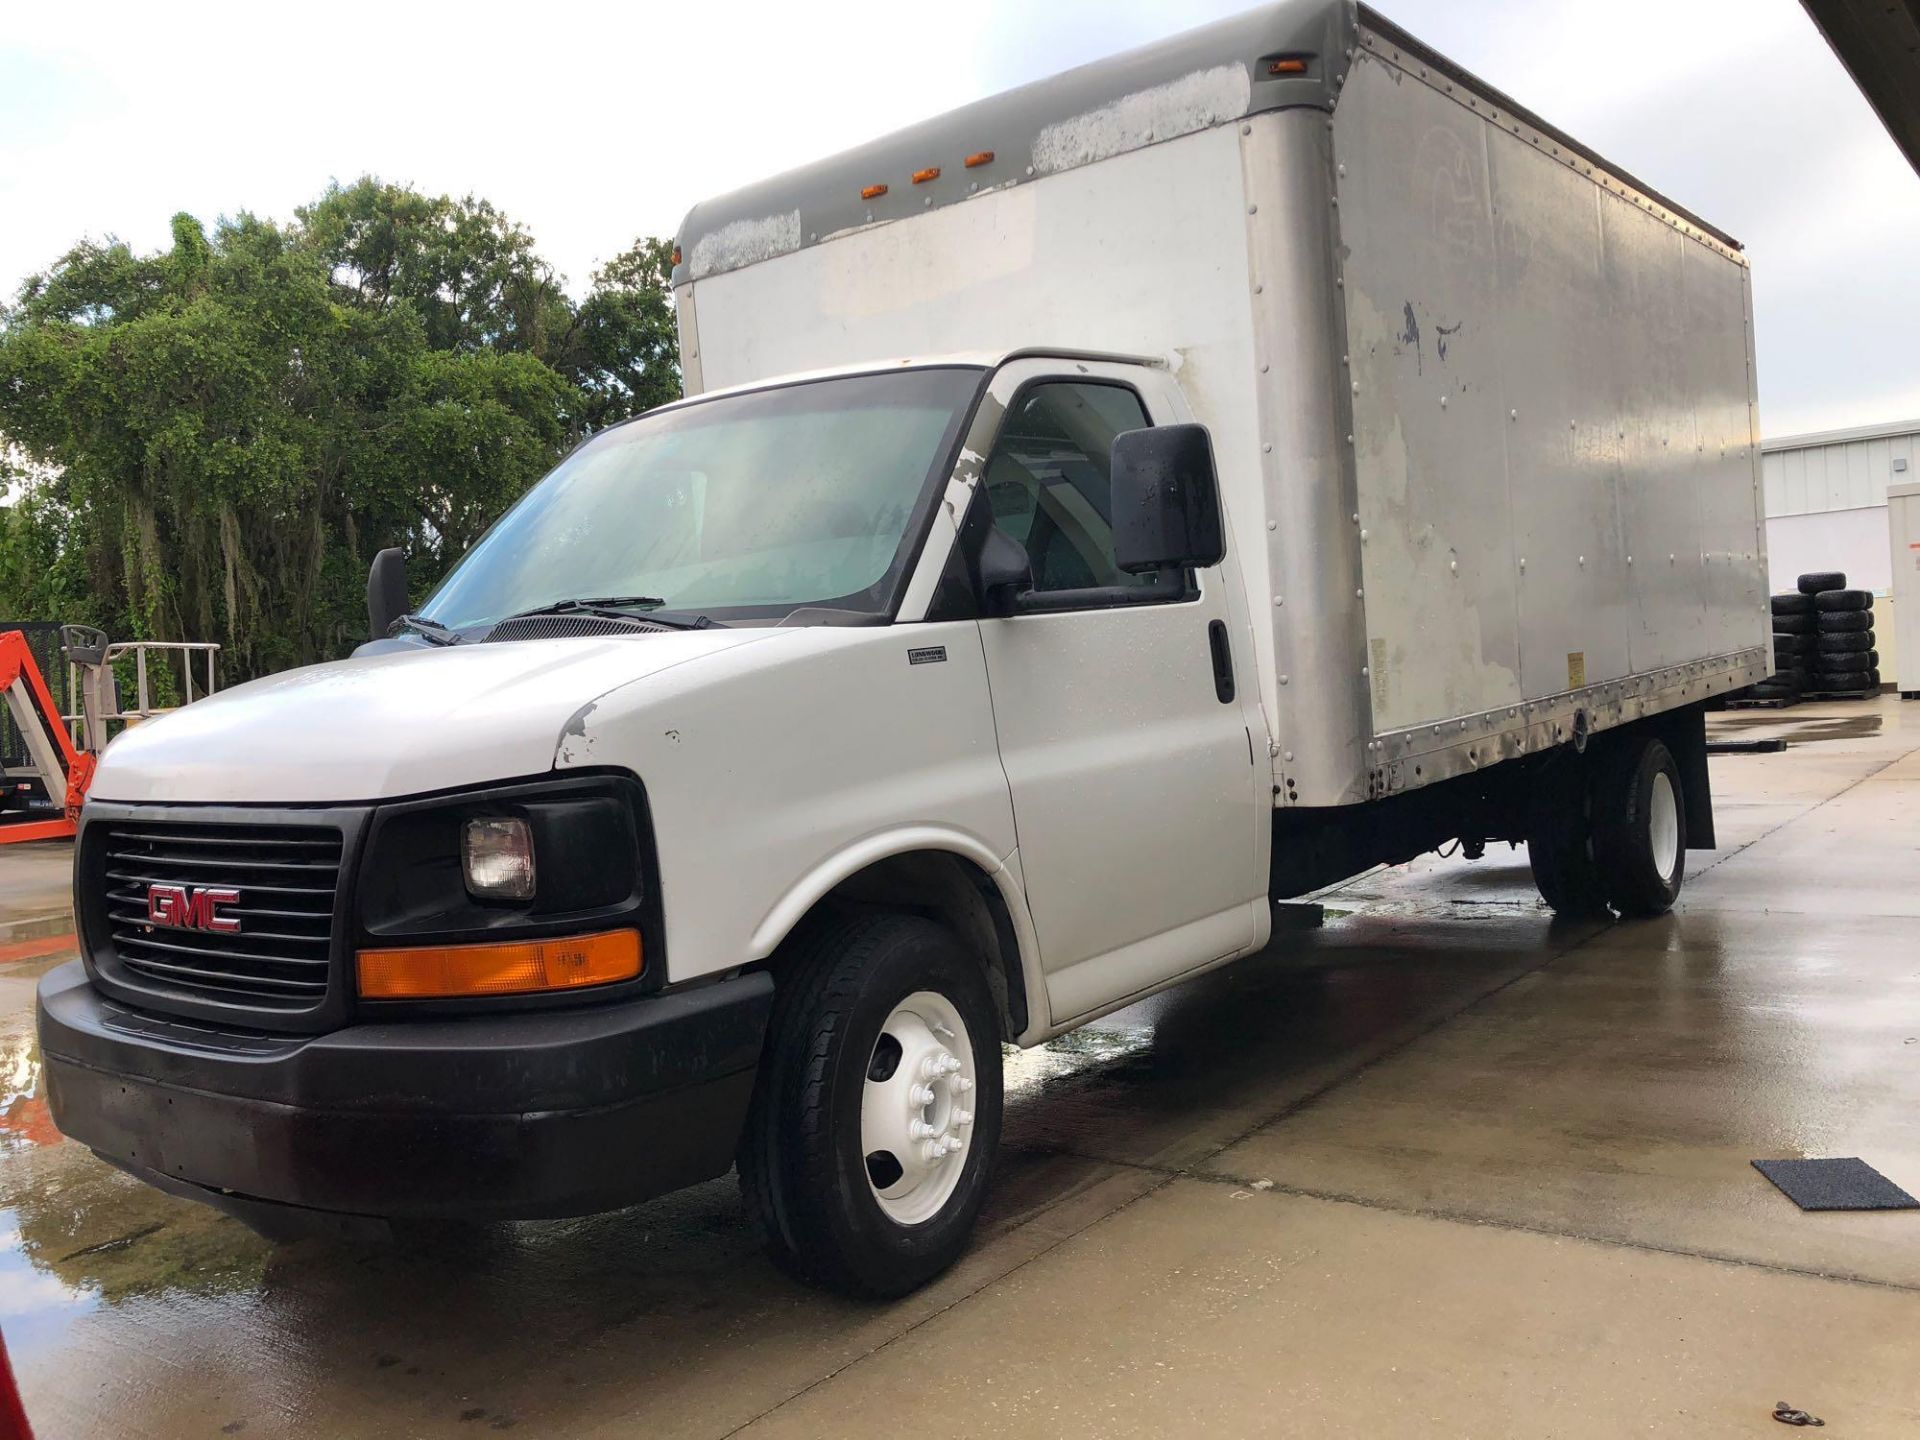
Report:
671,0,1740,289
671,0,1355,286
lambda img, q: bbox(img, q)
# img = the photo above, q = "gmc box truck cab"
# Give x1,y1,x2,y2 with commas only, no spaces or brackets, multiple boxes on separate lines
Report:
38,0,1769,1296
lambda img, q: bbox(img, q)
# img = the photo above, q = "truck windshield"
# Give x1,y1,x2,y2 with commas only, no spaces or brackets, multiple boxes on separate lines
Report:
422,367,982,628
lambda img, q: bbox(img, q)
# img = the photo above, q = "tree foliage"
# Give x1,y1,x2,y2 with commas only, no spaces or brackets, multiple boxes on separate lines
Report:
0,180,679,679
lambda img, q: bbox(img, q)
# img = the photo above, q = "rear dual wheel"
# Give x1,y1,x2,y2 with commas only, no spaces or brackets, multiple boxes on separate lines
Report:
738,912,1003,1298
1527,735,1686,919
1592,738,1687,917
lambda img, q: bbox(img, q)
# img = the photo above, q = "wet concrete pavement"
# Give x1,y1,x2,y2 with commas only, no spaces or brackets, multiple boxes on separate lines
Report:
0,842,71,940
2,696,1918,1437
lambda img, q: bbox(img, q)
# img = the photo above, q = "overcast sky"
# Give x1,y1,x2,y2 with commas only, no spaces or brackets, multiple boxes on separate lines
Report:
4,0,1916,438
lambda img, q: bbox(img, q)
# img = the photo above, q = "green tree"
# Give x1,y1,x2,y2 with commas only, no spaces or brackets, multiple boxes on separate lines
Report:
0,181,679,680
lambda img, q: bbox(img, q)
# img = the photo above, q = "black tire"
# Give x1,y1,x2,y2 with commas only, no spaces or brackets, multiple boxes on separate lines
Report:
1773,612,1815,635
1815,631,1871,655
1770,593,1815,616
1592,736,1686,918
1773,629,1814,649
738,911,1003,1298
1526,755,1607,917
1867,649,1880,669
1869,668,1882,688
1798,570,1846,595
1817,610,1871,633
1821,670,1872,693
1813,588,1872,612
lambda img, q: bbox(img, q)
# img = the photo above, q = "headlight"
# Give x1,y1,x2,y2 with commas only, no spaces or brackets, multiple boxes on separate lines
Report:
464,817,536,900
354,777,656,994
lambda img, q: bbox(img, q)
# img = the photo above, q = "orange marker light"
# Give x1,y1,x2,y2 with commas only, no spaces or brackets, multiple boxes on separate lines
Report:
1269,57,1309,74
964,151,995,169
357,929,642,1000
911,167,941,184
861,183,889,200
670,245,682,266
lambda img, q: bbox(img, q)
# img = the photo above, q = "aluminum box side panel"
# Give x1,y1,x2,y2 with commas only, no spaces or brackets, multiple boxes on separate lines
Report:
1334,34,1768,772
1240,110,1378,808
1327,55,1524,735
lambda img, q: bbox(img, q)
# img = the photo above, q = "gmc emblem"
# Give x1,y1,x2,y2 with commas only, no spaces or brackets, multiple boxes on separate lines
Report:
146,884,241,934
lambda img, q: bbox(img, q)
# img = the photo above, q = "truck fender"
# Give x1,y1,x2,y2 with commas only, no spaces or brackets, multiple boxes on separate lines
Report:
747,826,1049,1041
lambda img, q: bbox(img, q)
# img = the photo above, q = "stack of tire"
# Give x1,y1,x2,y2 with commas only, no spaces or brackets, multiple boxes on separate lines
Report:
1767,571,1879,700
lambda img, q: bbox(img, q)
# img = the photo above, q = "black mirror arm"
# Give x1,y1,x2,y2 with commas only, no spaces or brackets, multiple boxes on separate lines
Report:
973,524,1034,618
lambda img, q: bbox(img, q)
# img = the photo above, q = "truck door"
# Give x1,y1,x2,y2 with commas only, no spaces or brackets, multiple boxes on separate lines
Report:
969,360,1267,1026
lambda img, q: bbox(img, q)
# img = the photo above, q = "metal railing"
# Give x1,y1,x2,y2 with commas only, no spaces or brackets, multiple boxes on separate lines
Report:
63,640,221,751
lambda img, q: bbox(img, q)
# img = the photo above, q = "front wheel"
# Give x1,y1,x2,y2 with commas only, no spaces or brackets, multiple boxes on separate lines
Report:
738,912,1004,1297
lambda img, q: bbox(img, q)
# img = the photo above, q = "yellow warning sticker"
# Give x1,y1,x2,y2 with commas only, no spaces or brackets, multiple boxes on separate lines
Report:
1370,637,1389,712
1567,651,1587,690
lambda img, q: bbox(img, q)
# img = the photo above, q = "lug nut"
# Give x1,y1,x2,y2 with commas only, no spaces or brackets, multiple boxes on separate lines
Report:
954,1108,973,1128
955,1077,973,1093
910,1084,934,1106
910,1119,935,1140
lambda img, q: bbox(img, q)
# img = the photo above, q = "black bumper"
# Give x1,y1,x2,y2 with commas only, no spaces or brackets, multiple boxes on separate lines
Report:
36,960,773,1223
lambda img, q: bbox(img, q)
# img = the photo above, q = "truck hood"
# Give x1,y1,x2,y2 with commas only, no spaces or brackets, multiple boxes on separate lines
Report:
89,630,787,804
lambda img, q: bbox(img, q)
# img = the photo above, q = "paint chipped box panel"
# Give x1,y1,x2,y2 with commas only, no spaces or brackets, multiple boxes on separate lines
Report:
672,0,1770,804
1336,34,1768,737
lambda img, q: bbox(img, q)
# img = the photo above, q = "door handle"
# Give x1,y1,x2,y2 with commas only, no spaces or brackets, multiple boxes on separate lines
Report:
1207,619,1236,704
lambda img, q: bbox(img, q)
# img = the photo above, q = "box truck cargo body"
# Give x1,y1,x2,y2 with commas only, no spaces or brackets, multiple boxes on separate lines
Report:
673,1,1770,821
41,0,1769,1297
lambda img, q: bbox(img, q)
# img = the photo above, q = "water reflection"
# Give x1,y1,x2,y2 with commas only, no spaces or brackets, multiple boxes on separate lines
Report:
0,1014,272,1363
0,1029,58,1153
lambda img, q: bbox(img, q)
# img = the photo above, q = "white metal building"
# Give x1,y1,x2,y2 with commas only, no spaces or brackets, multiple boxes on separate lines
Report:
1763,417,1916,672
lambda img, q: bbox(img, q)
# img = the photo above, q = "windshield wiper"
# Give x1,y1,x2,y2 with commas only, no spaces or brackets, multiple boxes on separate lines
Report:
396,613,459,646
501,596,717,630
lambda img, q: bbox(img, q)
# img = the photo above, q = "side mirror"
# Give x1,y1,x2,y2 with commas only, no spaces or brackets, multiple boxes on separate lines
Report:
366,547,408,640
1110,424,1226,574
973,525,1034,618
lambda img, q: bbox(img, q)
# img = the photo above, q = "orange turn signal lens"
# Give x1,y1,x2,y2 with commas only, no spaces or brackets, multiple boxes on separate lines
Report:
357,929,642,1000
861,183,889,200
1268,57,1309,74
911,166,941,184
963,151,995,168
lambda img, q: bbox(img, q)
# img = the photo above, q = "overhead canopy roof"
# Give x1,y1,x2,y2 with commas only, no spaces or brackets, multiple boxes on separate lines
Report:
1801,0,1920,175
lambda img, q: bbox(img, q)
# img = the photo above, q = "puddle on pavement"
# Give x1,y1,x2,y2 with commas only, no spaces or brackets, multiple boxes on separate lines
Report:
0,1009,275,1364
1003,1021,1155,1098
1710,711,1885,744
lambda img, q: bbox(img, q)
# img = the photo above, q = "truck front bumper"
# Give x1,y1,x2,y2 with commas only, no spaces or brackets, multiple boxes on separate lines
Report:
36,960,774,1226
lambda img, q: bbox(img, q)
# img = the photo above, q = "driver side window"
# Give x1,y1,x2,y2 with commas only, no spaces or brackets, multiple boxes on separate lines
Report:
982,382,1157,594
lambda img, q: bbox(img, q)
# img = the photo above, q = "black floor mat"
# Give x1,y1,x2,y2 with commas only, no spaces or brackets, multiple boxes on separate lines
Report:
1752,1158,1919,1211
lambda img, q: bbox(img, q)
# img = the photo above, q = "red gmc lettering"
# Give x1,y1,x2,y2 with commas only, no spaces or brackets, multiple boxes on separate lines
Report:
146,885,242,933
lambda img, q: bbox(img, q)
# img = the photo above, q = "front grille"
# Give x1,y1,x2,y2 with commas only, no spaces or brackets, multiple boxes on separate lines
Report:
98,821,343,1011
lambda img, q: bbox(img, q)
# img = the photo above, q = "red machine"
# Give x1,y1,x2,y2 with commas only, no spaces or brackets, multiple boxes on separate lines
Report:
0,629,94,843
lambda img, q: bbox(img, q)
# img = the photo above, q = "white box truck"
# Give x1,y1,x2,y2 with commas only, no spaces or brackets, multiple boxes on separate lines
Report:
39,0,1768,1296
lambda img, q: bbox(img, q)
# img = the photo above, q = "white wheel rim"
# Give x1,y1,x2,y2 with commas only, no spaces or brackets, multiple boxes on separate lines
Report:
861,990,977,1226
1649,770,1680,884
